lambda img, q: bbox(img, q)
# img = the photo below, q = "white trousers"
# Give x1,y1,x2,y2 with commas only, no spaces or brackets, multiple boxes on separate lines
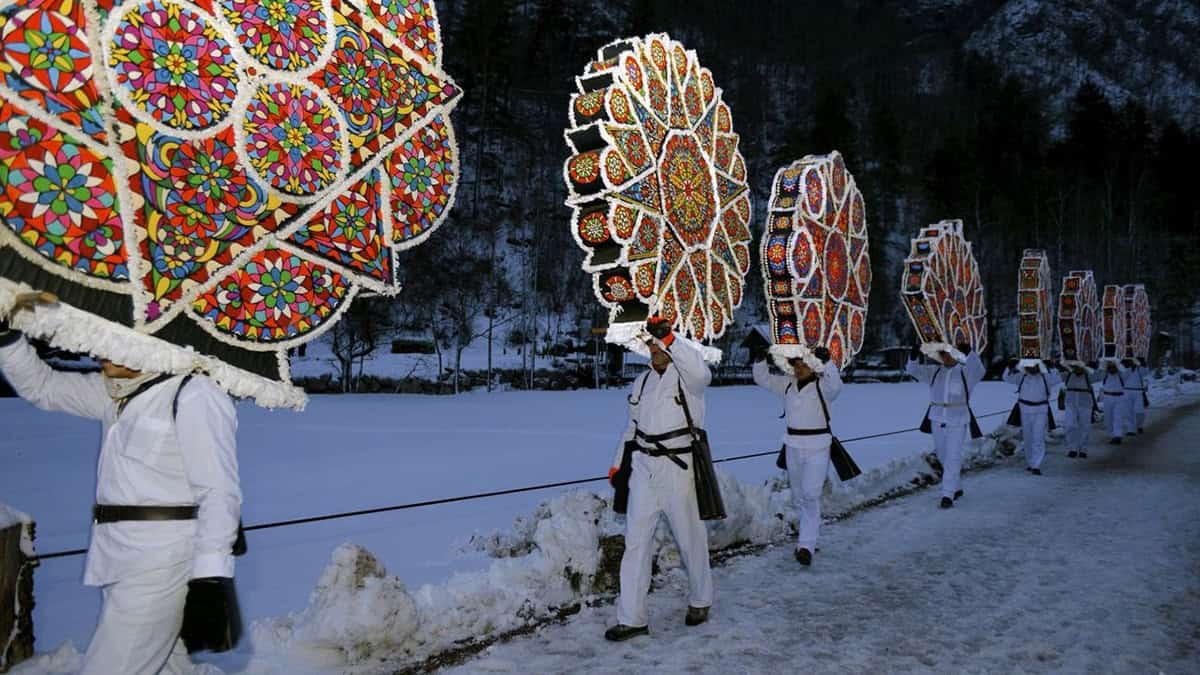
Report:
1103,394,1126,438
617,452,713,627
82,560,193,675
932,423,967,499
785,444,830,551
1020,408,1048,469
1126,391,1146,430
1063,403,1092,451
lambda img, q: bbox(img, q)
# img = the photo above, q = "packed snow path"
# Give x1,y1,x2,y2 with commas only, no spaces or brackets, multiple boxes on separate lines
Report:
448,401,1200,674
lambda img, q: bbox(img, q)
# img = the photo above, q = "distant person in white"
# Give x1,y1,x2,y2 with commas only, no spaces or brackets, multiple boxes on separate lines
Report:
0,292,241,675
1059,361,1098,459
752,344,841,566
605,317,713,642
1099,359,1128,444
1003,359,1062,475
906,341,985,508
1121,357,1150,434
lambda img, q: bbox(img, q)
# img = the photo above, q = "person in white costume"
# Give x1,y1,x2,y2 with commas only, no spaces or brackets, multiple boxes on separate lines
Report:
1099,359,1128,444
605,317,714,641
752,344,840,566
0,292,242,675
1057,361,1098,459
1003,360,1062,475
906,341,985,508
1121,357,1150,434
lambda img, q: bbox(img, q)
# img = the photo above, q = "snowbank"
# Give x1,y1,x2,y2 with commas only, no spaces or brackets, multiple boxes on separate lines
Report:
253,425,1024,671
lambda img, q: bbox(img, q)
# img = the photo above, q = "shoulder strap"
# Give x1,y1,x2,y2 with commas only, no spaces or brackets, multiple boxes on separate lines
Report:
115,373,175,417
1041,374,1049,398
674,379,702,442
815,378,832,426
172,374,195,421
961,369,971,405
930,367,942,389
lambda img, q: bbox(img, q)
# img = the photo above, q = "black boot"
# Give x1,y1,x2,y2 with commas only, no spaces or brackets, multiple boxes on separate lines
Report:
1031,468,1042,475
605,624,649,641
940,497,953,509
794,548,813,566
1079,451,1088,458
1125,432,1136,437
1109,437,1122,445
1067,451,1078,458
1138,427,1144,434
685,606,709,626
953,489,964,500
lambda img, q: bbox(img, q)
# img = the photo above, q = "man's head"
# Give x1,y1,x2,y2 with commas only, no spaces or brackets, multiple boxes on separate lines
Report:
937,350,958,367
648,341,671,374
789,357,814,382
1071,364,1086,375
1121,357,1136,368
1105,360,1118,372
99,359,140,379
1024,362,1041,375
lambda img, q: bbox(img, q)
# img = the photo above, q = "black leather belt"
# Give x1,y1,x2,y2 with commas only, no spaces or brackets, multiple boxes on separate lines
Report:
1066,388,1092,393
1103,392,1124,396
635,428,693,444
1124,388,1146,392
1018,399,1048,406
787,426,831,436
93,504,198,524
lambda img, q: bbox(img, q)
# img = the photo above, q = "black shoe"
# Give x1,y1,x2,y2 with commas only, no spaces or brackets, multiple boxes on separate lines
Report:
794,548,813,566
1109,438,1122,445
1067,451,1078,458
605,624,649,641
1031,468,1042,475
953,489,964,500
940,497,953,509
1138,428,1144,434
1026,467,1034,472
685,606,709,626
1079,451,1088,458
1125,432,1136,437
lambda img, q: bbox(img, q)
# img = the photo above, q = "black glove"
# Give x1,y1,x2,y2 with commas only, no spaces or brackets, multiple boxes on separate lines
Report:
955,342,972,356
180,577,243,653
645,316,671,340
812,346,831,363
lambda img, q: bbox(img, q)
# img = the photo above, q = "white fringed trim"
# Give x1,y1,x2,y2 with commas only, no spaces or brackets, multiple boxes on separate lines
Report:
605,321,722,364
0,280,307,410
768,343,824,374
1099,357,1126,373
1061,360,1094,374
1016,359,1048,374
920,342,966,364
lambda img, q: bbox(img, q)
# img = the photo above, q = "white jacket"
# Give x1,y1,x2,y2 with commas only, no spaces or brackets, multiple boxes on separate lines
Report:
0,338,240,585
905,352,985,426
612,335,711,467
1100,369,1127,396
1124,367,1149,393
1003,367,1063,413
1062,370,1097,410
752,360,843,450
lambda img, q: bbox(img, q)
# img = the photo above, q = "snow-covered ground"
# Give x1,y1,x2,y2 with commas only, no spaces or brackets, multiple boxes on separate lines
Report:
2,372,1195,673
444,394,1200,674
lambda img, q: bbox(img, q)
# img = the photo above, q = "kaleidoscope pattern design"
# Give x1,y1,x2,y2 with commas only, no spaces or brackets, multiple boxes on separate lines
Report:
1057,270,1100,364
0,0,462,406
761,151,869,369
1016,248,1052,360
564,34,751,342
1122,284,1151,360
900,219,988,354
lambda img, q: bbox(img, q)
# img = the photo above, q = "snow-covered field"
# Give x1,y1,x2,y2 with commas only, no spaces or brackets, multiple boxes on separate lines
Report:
2,372,1195,673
